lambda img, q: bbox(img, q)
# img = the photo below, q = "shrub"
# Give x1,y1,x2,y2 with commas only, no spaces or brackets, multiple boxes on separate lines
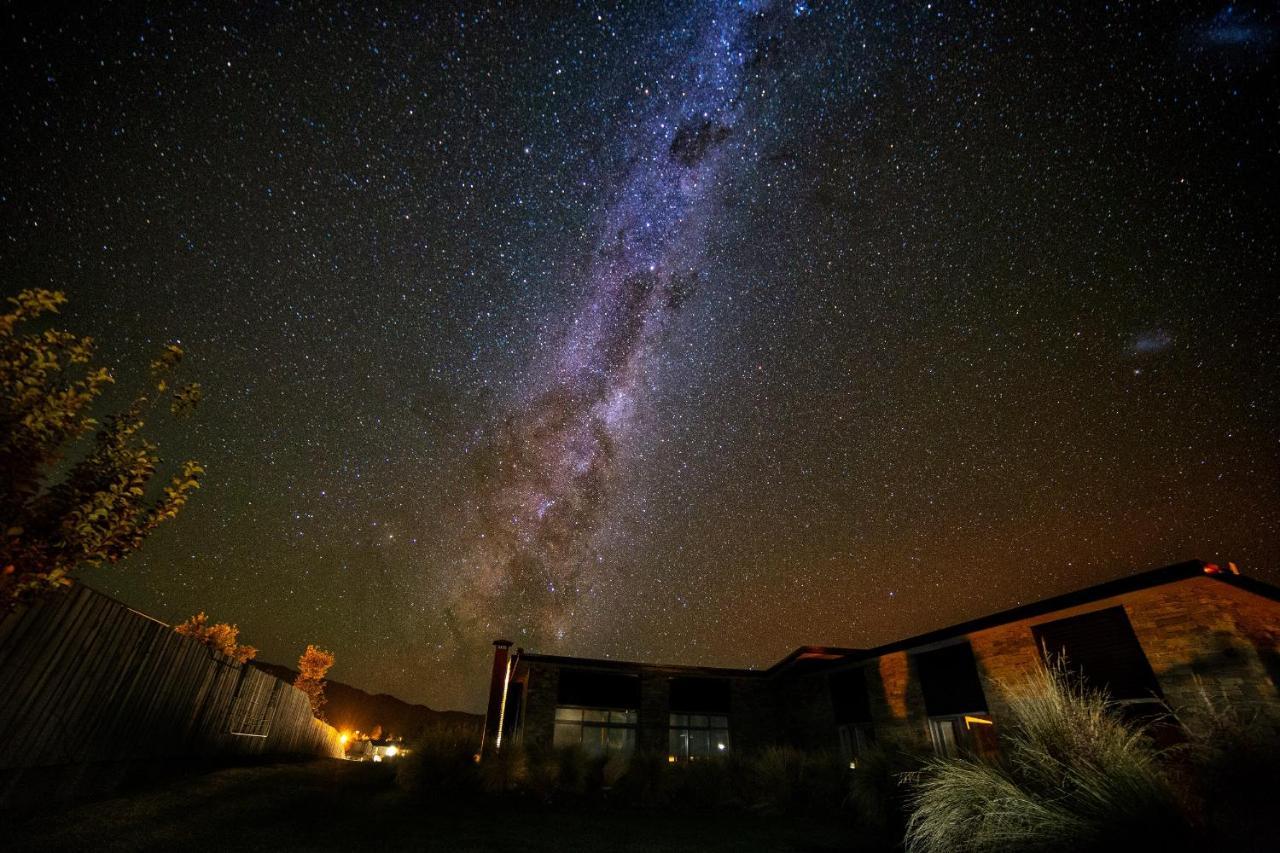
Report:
395,722,481,801
737,746,849,816
667,756,737,811
608,750,671,807
1180,686,1280,852
849,741,928,848
478,743,529,793
905,662,1192,853
554,744,589,798
521,745,563,802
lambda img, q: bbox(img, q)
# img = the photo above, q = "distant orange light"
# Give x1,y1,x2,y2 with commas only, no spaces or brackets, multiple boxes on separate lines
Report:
1203,563,1222,575
339,733,349,744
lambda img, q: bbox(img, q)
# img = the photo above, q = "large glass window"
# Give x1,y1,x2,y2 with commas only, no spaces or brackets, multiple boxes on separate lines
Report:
553,707,637,755
831,667,875,766
914,642,988,718
668,713,730,760
913,642,995,759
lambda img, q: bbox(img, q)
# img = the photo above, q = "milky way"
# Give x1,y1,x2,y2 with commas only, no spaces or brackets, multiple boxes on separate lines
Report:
447,2,790,653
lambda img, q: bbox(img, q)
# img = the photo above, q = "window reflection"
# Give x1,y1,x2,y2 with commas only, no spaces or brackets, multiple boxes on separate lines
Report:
668,713,730,760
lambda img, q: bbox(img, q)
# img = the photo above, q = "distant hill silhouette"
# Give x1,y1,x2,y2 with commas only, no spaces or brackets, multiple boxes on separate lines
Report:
253,662,481,741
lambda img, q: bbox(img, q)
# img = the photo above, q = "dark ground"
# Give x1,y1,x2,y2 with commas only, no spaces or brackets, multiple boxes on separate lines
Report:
0,759,856,852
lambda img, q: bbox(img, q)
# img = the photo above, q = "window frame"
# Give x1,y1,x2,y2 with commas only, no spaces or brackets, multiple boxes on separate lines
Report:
553,705,638,755
837,722,875,766
667,711,731,760
927,711,997,759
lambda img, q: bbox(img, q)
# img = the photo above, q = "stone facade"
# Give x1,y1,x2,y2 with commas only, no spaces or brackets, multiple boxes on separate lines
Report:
1123,578,1279,716
517,660,560,752
491,565,1280,758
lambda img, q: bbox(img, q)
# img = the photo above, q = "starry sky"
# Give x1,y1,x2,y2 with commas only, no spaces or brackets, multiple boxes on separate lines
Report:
2,1,1277,711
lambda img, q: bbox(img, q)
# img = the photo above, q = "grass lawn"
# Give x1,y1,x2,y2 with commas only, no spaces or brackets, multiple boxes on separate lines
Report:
1,759,858,852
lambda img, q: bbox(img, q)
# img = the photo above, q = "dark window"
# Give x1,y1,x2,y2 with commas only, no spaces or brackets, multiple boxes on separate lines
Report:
829,667,872,724
670,677,731,713
838,723,875,765
1032,607,1161,702
914,642,988,716
557,668,641,708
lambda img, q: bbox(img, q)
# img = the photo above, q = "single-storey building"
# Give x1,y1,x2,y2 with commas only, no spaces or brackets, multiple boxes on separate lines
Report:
481,560,1279,761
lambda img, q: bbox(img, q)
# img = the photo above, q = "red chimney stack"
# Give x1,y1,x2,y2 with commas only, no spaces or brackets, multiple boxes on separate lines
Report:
482,639,513,754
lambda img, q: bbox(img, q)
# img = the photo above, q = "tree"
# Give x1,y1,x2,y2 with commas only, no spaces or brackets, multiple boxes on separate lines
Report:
173,611,257,663
1,288,204,611
294,644,335,719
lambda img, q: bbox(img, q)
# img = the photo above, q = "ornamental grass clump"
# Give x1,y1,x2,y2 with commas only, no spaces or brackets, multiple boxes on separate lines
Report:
395,721,482,801
905,661,1193,853
850,741,928,848
1179,685,1280,853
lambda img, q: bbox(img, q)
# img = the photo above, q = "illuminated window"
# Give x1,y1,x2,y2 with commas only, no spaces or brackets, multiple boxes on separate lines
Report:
668,713,730,759
927,713,998,760
553,707,638,755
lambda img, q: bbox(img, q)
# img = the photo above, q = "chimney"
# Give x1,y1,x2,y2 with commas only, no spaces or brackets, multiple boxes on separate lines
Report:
482,639,513,754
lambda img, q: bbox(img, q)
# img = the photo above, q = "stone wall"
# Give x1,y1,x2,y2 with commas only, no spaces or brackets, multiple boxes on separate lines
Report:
518,660,559,751
896,576,1280,743
731,676,779,751
638,670,671,753
776,672,839,751
510,575,1280,758
1123,577,1280,717
866,651,930,744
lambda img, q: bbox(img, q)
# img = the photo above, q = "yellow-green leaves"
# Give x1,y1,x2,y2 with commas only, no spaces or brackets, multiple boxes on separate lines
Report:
174,611,257,663
1,289,205,611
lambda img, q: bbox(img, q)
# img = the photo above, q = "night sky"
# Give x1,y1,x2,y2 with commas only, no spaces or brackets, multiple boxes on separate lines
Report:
2,1,1277,711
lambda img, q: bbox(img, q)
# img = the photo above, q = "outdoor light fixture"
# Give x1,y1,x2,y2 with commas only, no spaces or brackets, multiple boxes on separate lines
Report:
385,745,398,757
494,647,521,751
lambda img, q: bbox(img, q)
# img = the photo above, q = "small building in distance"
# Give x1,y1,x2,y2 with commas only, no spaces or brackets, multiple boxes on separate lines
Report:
481,560,1280,762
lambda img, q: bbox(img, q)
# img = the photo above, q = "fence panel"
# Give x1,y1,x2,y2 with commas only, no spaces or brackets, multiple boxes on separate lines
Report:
0,585,343,806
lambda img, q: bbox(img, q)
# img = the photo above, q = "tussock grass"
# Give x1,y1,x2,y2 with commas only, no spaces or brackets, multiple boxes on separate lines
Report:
905,661,1192,853
394,720,482,800
1178,684,1280,853
849,741,929,848
395,732,857,821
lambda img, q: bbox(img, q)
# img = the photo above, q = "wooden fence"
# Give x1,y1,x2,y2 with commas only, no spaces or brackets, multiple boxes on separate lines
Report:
0,584,344,807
